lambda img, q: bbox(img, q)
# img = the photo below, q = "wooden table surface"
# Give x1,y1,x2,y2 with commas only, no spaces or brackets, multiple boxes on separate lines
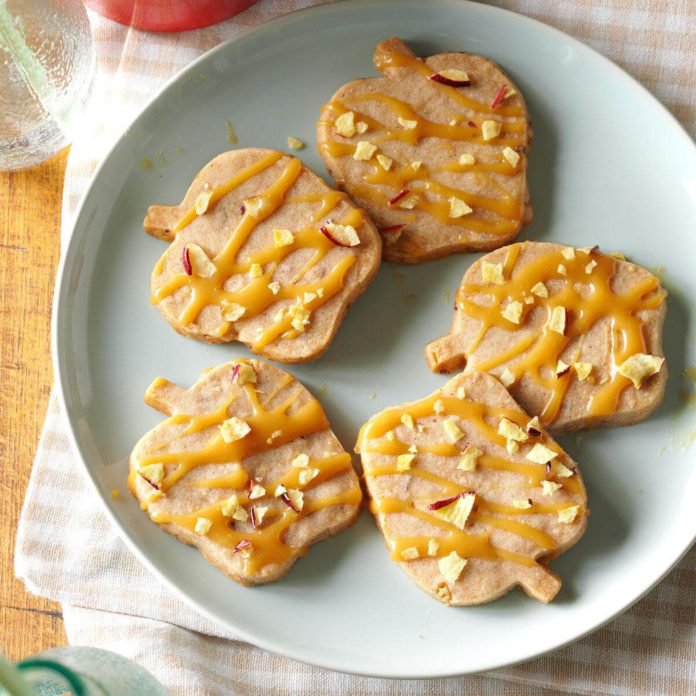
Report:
1,150,69,660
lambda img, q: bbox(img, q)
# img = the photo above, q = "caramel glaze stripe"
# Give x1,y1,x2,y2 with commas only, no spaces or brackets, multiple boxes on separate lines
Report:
130,378,358,574
318,97,525,236
152,156,361,350
357,392,585,567
458,243,665,424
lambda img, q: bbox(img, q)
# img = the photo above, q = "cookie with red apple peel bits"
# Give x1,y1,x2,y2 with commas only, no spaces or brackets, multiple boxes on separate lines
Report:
144,148,381,363
317,37,532,264
425,241,667,433
356,370,587,606
129,359,362,586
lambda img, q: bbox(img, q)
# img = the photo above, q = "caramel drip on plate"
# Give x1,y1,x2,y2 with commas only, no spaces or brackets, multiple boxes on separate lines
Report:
152,156,361,349
357,391,585,567
318,41,528,237
130,371,359,575
459,243,665,424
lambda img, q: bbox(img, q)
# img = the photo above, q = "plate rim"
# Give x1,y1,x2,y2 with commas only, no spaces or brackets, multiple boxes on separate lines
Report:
52,0,696,678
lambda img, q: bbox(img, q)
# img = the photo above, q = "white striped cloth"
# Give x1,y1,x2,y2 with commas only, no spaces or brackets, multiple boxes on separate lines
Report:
16,2,696,694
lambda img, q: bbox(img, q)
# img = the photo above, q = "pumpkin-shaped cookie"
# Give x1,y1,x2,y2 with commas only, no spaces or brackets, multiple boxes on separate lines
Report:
356,370,587,605
130,359,362,585
318,38,532,263
145,148,382,362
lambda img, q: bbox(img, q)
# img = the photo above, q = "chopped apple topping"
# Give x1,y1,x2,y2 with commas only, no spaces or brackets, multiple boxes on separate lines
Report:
430,68,471,86
274,484,287,497
526,443,558,464
353,140,377,160
356,121,368,134
273,228,295,248
287,136,305,150
432,493,475,530
221,302,246,322
481,261,505,285
220,416,251,443
252,506,269,527
458,444,482,471
287,489,304,512
411,161,422,171
557,263,567,275
561,247,576,260
399,194,419,209
428,539,440,556
512,498,532,509
502,300,523,324
397,453,415,471
268,281,280,295
232,363,256,385
249,263,263,278
558,505,580,524
456,386,467,399
195,189,213,215
303,292,317,305
232,506,248,522
531,281,548,298
186,243,216,278
289,303,311,332
242,197,264,217
502,147,520,167
397,117,418,130
551,461,574,478
401,546,420,561
194,517,212,535
556,359,570,376
498,417,529,442
298,468,319,486
385,430,395,441
439,551,467,584
139,463,165,485
573,362,593,381
617,353,664,388
585,259,598,274
500,368,515,387
506,440,519,454
321,222,360,247
221,495,241,517
408,444,418,453
449,196,473,218
433,399,445,414
292,453,309,469
401,413,415,429
459,153,475,166
249,483,266,500
548,306,566,335
541,480,562,496
335,111,356,137
481,120,502,141
376,154,393,171
526,416,542,436
443,418,464,442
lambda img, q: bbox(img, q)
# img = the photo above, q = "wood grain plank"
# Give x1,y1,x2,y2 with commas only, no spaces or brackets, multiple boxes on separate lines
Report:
0,149,68,660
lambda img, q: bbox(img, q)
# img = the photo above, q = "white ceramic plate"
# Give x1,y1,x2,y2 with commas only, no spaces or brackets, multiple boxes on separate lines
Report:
54,0,696,678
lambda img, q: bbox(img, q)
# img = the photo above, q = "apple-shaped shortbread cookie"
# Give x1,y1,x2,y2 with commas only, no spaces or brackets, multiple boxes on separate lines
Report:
145,148,381,362
318,38,532,263
426,242,667,432
356,370,587,605
130,359,362,585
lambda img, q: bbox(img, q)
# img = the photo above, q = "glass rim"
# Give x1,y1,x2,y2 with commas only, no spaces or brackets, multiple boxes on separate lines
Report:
17,658,86,695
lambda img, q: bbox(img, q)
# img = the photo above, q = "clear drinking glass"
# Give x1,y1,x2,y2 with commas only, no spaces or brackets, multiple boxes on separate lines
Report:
0,648,167,695
0,0,95,171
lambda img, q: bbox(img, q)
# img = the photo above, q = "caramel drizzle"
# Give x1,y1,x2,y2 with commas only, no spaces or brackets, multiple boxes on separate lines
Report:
130,375,359,574
318,45,528,237
151,155,361,350
459,243,666,424
357,392,585,567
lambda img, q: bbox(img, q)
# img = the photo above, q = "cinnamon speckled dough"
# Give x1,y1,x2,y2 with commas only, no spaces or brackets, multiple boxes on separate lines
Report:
129,359,362,586
426,242,667,433
144,148,381,363
317,38,532,264
356,371,587,606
